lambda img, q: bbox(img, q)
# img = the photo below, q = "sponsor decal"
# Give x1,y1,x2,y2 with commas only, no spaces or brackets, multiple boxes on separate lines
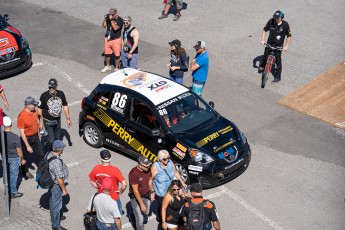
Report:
188,165,203,172
176,143,187,152
172,147,185,160
225,158,243,170
189,171,199,175
218,147,234,159
96,104,107,110
110,92,127,115
101,96,109,102
213,139,236,153
196,125,233,147
106,139,124,148
0,46,16,56
122,72,148,88
94,109,157,161
0,38,9,47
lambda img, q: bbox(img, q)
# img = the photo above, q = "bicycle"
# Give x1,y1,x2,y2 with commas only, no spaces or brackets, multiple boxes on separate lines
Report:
261,44,283,88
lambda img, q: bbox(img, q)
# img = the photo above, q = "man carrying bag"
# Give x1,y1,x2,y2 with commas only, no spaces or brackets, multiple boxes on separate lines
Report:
86,178,122,230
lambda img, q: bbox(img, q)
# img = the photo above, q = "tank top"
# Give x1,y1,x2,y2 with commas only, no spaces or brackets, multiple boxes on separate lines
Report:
153,160,174,197
123,26,138,54
166,195,185,225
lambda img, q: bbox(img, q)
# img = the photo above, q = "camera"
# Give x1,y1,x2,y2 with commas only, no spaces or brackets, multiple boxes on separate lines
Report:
104,14,109,19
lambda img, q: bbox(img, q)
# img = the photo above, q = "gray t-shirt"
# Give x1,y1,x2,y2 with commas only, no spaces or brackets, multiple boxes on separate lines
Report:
87,193,120,224
5,131,21,158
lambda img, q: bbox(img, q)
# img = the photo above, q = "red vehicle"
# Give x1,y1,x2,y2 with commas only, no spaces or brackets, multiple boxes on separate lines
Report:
0,14,32,78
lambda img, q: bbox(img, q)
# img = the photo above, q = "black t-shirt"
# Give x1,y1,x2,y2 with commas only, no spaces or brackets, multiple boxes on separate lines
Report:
105,16,123,40
180,196,219,224
264,19,291,47
166,195,185,225
39,90,68,120
169,53,188,78
5,131,21,158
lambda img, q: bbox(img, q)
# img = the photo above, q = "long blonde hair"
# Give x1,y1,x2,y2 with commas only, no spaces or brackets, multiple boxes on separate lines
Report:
167,180,182,204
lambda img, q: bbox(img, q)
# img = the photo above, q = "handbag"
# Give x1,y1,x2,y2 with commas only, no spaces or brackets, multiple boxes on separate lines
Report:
84,193,98,230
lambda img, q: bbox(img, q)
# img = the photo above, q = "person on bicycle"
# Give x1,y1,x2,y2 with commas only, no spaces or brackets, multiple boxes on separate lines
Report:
259,10,291,83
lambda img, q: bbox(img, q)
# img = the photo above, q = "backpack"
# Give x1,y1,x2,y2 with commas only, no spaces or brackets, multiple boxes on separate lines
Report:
36,155,60,189
187,199,207,230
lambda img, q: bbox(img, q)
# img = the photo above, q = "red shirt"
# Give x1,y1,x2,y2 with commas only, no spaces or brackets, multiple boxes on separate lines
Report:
88,164,125,200
129,166,152,197
17,109,38,136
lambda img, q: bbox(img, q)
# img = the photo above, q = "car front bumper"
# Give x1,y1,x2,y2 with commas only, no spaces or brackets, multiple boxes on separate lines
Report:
190,144,251,189
0,48,32,78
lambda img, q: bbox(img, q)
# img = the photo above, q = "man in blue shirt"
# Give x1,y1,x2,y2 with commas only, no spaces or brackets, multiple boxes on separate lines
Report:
190,41,209,96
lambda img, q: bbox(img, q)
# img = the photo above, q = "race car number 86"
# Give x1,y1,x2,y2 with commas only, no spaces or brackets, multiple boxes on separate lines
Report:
111,92,127,109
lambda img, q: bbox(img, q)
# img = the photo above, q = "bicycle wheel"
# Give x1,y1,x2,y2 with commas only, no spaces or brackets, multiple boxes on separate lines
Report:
261,60,272,88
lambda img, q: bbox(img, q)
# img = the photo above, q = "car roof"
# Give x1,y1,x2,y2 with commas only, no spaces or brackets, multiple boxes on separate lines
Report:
100,68,189,105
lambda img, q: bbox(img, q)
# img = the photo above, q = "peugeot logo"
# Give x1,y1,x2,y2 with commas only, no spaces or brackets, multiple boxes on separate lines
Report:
0,38,9,47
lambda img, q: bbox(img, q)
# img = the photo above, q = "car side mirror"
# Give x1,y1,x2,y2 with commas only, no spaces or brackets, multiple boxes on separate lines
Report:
209,101,214,108
3,14,9,21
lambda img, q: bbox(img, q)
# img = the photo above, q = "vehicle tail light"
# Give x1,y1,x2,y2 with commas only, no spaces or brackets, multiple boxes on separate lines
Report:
81,97,85,108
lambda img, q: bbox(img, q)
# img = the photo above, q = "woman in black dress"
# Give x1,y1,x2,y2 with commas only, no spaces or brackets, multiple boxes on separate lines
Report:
161,180,187,230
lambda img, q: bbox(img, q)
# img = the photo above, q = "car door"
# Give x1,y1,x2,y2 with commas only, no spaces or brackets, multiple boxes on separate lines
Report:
94,88,131,152
124,97,165,162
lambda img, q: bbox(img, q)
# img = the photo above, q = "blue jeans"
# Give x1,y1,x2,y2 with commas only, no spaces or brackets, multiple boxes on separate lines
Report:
8,157,19,195
130,198,151,230
121,51,138,69
170,75,184,84
96,219,117,230
116,199,123,215
49,183,62,228
44,119,61,148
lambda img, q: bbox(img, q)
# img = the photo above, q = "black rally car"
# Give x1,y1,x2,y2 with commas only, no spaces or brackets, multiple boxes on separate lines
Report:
79,68,251,188
0,14,32,78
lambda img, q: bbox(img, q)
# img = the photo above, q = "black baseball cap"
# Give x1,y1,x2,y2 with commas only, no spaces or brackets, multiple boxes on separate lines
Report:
190,183,202,193
48,78,58,88
168,39,181,47
100,150,111,162
138,155,152,166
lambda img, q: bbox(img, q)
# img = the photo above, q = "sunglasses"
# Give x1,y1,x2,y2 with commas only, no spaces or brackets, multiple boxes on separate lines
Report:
162,158,170,161
141,164,151,168
172,188,180,191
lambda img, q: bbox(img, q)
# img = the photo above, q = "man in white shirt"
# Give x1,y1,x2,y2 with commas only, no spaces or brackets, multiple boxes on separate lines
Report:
87,178,122,230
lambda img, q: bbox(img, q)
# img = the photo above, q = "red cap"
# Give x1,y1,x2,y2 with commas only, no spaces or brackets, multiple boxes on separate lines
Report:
101,178,114,191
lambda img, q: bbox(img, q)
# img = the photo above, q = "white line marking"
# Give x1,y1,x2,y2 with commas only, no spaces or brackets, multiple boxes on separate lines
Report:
48,63,91,95
67,157,92,168
68,100,82,107
32,62,44,67
219,186,284,230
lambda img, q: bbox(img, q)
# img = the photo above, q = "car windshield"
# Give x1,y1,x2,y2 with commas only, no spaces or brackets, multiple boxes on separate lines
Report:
156,92,216,133
0,17,6,30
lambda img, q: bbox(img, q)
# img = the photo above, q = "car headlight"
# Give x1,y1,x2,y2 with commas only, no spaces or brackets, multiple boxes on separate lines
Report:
20,36,28,49
190,149,214,164
239,130,247,144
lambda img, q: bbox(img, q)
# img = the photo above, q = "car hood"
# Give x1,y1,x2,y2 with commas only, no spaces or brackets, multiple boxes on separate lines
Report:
176,116,241,156
0,26,21,54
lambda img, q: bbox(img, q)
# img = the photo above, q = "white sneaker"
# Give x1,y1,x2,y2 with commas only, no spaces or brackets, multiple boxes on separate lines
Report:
101,66,112,73
114,68,119,72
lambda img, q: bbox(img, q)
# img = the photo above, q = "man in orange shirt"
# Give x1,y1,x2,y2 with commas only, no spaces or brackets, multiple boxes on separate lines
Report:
17,96,43,180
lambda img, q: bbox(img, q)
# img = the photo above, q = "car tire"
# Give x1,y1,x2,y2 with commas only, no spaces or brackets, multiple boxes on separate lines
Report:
82,122,104,148
173,161,190,184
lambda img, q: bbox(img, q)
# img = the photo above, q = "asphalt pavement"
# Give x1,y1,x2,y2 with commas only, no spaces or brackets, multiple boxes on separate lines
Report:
0,0,345,229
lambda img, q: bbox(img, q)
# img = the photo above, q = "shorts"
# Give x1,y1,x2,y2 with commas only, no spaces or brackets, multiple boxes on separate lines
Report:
192,79,205,96
166,223,178,228
104,37,122,56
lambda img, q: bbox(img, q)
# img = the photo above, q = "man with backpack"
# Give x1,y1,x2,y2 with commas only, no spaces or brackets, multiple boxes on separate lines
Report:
47,140,69,230
180,183,220,230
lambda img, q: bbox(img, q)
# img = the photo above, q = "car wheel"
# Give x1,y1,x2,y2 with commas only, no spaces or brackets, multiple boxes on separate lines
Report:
82,122,104,148
174,162,190,184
